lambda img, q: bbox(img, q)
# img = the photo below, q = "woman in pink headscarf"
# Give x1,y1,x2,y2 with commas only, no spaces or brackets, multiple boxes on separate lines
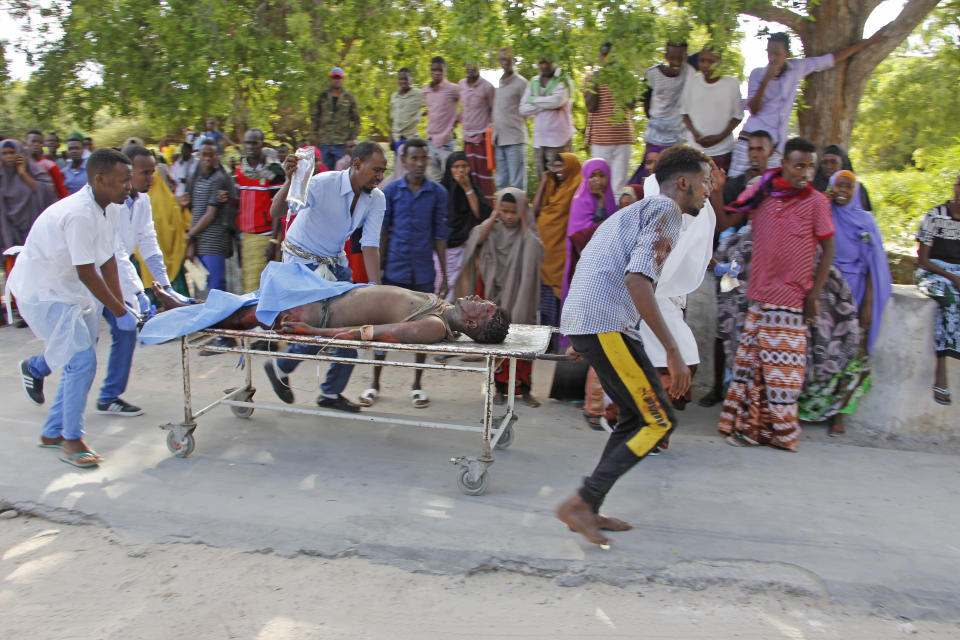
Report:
562,157,617,299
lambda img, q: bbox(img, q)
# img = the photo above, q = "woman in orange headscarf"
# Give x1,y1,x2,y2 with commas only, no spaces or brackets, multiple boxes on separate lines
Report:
532,152,581,335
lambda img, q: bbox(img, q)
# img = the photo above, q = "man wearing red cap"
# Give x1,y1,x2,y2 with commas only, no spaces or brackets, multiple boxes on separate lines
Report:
312,66,361,171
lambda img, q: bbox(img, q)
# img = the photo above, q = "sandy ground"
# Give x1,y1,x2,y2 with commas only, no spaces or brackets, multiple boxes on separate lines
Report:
1,514,954,640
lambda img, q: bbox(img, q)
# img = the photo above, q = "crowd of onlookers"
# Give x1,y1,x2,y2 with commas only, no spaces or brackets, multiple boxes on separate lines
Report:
2,33,957,475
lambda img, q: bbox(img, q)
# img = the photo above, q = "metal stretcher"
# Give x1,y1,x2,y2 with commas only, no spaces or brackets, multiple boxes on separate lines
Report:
160,324,554,495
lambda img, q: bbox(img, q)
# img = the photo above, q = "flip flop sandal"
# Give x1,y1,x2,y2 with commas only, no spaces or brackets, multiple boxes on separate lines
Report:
59,452,101,468
933,386,952,406
358,388,379,407
725,434,752,447
38,440,64,449
828,423,846,437
411,390,430,409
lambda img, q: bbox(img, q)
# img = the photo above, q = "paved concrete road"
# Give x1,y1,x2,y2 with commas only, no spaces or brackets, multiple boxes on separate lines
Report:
2,325,958,622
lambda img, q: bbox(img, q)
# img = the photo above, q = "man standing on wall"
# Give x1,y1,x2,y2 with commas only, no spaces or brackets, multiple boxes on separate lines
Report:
312,67,361,172
234,128,285,293
423,56,461,182
493,47,528,192
519,57,574,179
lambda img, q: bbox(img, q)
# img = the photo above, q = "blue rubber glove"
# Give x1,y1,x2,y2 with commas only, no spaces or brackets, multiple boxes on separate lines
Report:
115,310,139,332
713,262,732,277
728,262,742,277
163,286,195,305
137,292,152,314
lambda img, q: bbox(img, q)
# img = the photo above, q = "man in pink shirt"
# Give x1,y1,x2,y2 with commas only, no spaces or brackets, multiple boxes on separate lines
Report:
716,137,835,452
423,56,460,182
459,62,496,200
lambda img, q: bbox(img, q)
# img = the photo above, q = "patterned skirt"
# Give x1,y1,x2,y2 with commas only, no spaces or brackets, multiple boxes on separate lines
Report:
797,264,865,422
916,260,960,359
718,304,807,451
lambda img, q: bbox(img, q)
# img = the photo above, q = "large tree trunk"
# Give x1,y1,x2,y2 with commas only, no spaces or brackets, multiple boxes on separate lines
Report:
745,0,940,151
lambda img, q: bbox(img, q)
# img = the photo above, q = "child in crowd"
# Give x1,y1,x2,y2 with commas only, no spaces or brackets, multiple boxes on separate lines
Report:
455,188,544,406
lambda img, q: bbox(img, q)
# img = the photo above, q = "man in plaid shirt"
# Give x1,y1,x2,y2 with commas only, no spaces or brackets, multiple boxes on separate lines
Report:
556,145,714,546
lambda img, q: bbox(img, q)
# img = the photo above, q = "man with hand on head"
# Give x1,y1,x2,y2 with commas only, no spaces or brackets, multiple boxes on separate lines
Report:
728,31,884,177
12,149,139,468
555,145,713,546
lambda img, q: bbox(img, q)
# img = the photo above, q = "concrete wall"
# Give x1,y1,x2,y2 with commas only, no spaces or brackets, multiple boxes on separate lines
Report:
685,279,959,451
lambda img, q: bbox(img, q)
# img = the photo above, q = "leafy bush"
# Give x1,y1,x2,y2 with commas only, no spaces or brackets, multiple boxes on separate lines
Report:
859,140,960,251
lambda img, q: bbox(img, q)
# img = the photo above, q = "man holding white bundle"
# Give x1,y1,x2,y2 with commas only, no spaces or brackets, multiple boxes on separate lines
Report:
635,158,724,412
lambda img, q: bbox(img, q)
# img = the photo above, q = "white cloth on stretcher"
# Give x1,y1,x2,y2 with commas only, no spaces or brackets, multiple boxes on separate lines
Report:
635,174,716,367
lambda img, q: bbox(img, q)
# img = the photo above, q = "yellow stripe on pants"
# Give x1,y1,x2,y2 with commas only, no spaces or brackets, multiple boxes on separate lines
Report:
597,332,672,457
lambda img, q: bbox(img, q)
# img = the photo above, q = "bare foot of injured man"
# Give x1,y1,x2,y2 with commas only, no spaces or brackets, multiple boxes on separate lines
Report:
151,285,509,346
555,494,633,546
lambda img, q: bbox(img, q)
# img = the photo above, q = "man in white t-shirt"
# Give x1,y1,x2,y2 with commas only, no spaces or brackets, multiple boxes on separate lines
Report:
10,149,140,468
680,47,743,173
642,42,691,153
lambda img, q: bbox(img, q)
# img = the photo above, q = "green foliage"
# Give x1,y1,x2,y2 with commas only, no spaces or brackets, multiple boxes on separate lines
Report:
8,0,725,147
860,141,960,248
851,0,960,172
852,49,960,172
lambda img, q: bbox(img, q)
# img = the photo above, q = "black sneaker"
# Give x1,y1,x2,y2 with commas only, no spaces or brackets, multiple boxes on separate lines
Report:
264,361,294,404
317,394,361,413
199,336,237,356
19,360,44,405
96,398,144,417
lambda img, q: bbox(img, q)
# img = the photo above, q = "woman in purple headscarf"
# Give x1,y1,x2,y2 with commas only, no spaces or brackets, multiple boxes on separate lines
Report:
561,157,617,299
1,138,57,253
797,169,892,434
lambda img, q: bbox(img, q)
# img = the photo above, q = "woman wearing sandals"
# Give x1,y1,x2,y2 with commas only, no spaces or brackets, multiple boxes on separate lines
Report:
797,171,892,434
916,172,960,406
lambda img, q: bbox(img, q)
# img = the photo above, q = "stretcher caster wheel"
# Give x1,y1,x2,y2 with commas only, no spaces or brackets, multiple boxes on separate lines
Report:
494,424,514,450
166,430,196,458
456,466,489,496
231,404,254,418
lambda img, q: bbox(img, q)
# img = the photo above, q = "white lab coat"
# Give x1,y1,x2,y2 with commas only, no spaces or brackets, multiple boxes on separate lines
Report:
636,175,716,367
114,192,168,307
8,186,121,369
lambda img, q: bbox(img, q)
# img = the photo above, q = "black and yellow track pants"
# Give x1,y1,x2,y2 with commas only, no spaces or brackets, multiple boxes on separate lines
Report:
568,332,676,513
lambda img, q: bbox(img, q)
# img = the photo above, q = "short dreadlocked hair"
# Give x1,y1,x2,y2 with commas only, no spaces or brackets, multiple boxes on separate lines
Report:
474,307,510,344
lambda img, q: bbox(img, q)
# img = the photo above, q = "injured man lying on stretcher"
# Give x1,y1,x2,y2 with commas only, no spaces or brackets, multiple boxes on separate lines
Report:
141,261,510,347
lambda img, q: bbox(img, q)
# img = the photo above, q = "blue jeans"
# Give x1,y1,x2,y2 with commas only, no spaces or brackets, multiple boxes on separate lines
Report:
27,353,52,379
427,139,456,183
98,307,137,404
320,145,346,172
494,144,526,191
199,254,227,292
275,263,356,396
41,346,97,441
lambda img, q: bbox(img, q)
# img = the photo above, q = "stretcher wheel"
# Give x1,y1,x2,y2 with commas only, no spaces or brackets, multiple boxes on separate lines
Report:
166,430,196,458
231,404,254,418
495,424,514,450
456,467,489,496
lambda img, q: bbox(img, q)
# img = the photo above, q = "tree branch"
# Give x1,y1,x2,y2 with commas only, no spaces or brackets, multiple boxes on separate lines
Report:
741,2,805,33
847,0,942,77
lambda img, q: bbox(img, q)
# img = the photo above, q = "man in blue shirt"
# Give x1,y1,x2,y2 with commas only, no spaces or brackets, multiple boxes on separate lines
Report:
359,138,448,409
61,134,88,195
555,145,713,546
265,141,387,413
